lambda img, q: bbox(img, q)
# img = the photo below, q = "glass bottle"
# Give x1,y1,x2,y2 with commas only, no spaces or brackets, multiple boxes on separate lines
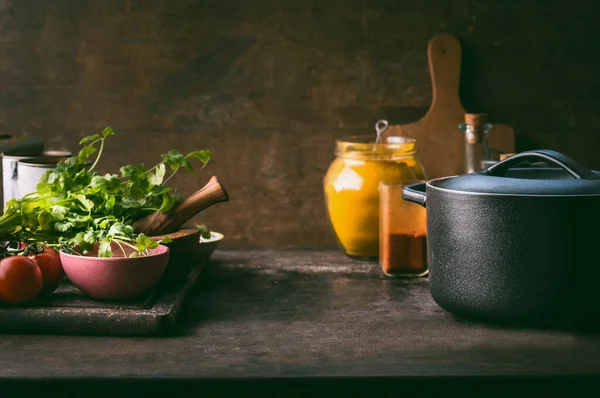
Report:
323,134,426,260
459,113,493,174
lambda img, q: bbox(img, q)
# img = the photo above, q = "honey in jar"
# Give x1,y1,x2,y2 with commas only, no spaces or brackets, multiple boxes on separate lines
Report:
323,135,426,260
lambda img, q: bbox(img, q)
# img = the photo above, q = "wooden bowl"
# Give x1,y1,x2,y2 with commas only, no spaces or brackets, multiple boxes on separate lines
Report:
151,227,201,250
150,228,223,282
59,243,170,300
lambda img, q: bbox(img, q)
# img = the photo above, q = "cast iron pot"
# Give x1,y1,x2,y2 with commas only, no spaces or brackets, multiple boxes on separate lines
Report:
402,149,600,326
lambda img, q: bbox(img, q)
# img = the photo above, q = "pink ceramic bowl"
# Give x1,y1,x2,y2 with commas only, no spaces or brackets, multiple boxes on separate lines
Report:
59,243,170,300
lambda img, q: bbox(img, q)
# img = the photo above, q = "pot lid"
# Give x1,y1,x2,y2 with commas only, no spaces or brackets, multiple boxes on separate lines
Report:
435,150,600,195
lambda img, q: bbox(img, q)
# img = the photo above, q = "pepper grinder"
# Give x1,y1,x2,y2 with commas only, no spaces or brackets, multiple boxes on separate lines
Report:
459,113,492,174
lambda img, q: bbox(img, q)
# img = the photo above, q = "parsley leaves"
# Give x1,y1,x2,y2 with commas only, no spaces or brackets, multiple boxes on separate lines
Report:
0,127,208,257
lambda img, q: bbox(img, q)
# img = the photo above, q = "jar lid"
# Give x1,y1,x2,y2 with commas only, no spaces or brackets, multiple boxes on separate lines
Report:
434,149,600,196
335,135,417,160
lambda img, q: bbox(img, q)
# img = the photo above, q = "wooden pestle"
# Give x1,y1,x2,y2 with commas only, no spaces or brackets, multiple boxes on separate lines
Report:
133,176,229,236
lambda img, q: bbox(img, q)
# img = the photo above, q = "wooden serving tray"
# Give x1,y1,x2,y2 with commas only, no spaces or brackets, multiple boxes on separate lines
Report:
0,255,208,337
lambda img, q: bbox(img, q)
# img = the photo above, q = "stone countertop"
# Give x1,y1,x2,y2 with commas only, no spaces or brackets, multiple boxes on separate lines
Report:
1,249,600,396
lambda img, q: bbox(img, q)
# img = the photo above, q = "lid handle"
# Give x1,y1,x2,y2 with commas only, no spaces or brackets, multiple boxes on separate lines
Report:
402,182,427,208
485,149,600,180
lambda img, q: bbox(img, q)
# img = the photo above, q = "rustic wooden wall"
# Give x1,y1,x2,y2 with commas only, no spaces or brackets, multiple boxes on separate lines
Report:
1,0,599,248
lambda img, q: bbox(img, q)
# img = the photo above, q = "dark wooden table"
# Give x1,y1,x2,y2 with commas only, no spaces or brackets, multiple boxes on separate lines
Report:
1,250,600,396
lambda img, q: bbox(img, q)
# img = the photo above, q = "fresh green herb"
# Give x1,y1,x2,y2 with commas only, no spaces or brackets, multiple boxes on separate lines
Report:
196,224,212,240
0,126,211,257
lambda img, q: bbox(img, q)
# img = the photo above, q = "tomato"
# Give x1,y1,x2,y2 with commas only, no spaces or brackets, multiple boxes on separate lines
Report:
0,256,43,305
28,247,64,294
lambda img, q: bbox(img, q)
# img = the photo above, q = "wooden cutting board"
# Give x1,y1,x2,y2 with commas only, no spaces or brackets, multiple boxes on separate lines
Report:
0,230,214,336
383,34,515,179
0,259,207,336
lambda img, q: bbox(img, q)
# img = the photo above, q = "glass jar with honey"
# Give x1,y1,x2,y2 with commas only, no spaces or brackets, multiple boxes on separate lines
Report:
323,135,426,260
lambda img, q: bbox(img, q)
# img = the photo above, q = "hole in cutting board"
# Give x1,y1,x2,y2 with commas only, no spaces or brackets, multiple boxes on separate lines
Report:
441,48,446,54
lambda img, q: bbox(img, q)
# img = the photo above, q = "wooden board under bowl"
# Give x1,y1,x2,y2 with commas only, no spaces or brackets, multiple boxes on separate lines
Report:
0,248,211,336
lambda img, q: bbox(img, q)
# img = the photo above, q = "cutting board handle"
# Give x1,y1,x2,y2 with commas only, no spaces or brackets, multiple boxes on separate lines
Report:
427,34,464,114
379,34,513,179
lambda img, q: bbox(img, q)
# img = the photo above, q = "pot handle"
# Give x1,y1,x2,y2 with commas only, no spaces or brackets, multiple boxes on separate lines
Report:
485,149,600,180
402,182,427,208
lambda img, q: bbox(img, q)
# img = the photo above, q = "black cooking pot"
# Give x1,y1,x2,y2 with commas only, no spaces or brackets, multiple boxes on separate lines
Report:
402,149,600,326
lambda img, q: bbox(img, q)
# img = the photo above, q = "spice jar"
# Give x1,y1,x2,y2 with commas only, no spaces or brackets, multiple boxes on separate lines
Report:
323,134,426,260
379,180,428,277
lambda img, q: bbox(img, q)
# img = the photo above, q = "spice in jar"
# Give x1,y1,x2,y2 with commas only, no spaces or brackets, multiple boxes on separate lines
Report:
379,181,428,276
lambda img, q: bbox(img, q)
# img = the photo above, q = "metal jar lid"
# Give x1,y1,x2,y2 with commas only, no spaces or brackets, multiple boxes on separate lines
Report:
16,151,72,168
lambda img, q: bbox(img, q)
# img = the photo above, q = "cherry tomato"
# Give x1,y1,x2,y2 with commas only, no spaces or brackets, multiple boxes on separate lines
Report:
28,247,64,294
0,256,43,305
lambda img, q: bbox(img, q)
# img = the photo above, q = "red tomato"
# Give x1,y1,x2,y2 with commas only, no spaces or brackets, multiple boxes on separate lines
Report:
28,247,64,294
0,256,43,305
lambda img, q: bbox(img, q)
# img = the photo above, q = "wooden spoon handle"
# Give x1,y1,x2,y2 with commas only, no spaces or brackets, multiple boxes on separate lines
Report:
134,176,229,236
